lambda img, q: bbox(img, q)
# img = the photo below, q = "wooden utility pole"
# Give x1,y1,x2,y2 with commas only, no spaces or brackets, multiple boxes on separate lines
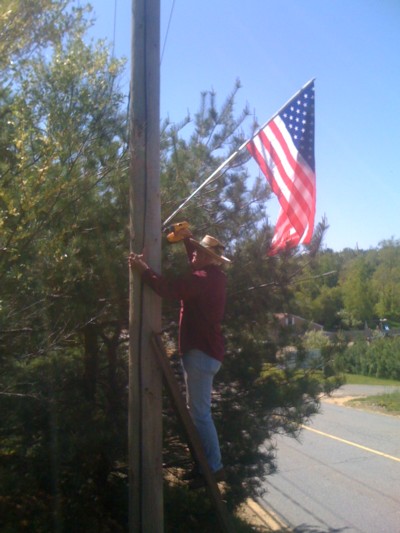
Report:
128,0,162,531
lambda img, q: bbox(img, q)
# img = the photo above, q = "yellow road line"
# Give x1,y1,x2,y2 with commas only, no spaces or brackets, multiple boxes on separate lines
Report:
302,425,400,463
243,499,288,531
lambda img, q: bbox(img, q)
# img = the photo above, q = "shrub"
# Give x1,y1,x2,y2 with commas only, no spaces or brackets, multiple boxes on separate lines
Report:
339,337,400,380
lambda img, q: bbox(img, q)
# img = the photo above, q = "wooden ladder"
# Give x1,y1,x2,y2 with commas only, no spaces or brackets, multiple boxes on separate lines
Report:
151,333,235,533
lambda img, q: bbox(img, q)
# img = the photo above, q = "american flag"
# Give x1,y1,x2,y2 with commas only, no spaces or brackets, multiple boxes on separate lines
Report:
247,80,316,256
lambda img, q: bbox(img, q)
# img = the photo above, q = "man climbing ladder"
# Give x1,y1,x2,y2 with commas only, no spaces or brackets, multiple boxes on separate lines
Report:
129,224,230,489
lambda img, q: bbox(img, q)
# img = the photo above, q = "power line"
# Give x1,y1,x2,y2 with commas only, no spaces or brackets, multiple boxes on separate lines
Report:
161,0,176,64
112,0,117,58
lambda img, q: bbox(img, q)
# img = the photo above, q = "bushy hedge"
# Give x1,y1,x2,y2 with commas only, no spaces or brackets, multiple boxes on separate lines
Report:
339,337,400,380
0,350,129,532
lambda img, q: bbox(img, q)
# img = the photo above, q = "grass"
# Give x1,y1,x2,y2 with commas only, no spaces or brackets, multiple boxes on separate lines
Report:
344,373,400,415
344,373,400,386
347,392,400,415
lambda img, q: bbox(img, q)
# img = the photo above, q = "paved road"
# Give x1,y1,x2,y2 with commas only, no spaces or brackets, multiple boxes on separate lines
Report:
258,386,400,533
326,383,400,400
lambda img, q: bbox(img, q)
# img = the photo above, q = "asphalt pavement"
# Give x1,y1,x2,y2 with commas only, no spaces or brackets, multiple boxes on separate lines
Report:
325,383,400,399
257,384,400,533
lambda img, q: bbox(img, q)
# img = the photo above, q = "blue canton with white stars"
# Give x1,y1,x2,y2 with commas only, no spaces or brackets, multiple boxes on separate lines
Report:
279,82,315,171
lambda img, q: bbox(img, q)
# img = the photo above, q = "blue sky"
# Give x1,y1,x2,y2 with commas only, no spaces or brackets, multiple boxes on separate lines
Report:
87,0,400,252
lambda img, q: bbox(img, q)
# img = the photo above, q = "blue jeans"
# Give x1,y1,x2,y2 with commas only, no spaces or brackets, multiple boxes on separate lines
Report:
181,349,222,473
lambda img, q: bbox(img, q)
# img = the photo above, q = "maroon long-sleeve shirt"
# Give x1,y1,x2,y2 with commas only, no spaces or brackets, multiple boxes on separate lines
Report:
141,240,227,361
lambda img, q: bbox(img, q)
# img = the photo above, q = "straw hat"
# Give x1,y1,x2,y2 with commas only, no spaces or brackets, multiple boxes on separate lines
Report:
189,235,231,264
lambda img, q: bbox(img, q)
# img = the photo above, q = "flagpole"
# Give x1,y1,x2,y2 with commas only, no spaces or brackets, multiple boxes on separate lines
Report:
162,144,246,228
162,78,315,228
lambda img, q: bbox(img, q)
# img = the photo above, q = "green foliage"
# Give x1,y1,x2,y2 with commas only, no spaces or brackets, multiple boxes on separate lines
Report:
339,337,400,380
6,0,400,520
136,73,348,513
340,255,376,325
0,0,128,361
344,373,400,386
0,0,82,72
1,1,130,530
372,240,400,322
0,348,128,532
302,330,332,350
164,484,256,532
292,240,400,333
0,1,353,530
348,391,400,415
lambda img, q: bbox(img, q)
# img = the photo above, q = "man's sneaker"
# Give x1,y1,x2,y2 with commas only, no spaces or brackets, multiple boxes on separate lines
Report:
188,467,226,490
181,465,200,481
213,468,226,483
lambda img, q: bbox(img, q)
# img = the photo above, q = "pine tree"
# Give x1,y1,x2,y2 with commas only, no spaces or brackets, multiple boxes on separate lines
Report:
0,2,344,529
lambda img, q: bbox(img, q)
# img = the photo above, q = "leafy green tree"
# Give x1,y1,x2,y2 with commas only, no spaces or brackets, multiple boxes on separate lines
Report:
0,2,343,530
0,0,81,72
372,239,400,323
1,2,130,530
289,246,343,328
158,96,336,508
340,254,376,326
0,0,128,354
311,285,343,330
339,337,400,380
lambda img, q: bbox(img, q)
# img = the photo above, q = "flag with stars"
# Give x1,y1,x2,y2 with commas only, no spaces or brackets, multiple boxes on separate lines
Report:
247,80,316,255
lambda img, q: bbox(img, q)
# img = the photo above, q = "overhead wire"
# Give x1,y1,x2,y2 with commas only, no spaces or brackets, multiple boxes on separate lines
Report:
161,0,176,65
112,0,117,59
